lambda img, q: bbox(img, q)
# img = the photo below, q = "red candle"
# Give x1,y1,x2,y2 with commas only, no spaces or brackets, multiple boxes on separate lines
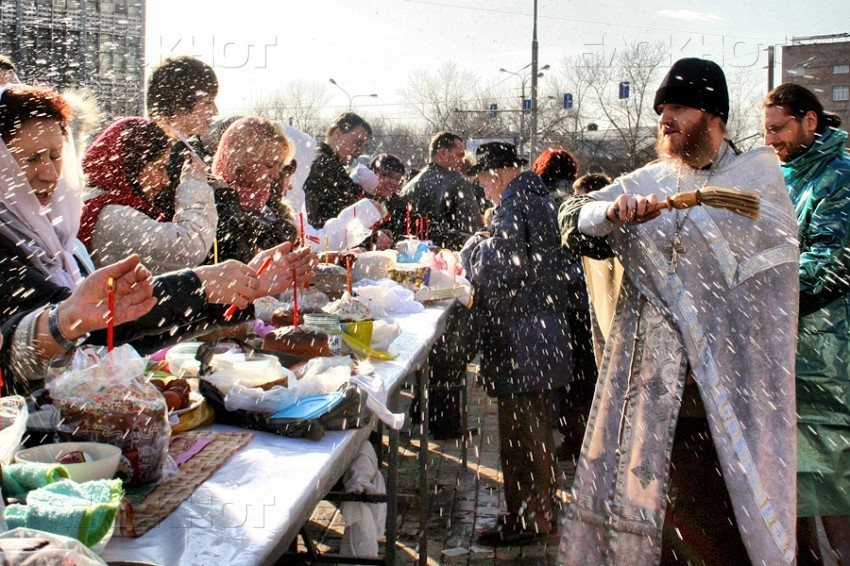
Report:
292,268,300,327
346,256,352,296
224,255,273,319
107,277,115,352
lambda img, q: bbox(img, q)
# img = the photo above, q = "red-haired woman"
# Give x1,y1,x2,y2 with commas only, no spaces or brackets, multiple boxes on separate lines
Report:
208,116,299,263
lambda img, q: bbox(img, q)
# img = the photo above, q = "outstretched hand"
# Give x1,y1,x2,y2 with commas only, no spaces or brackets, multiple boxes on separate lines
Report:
194,260,261,310
58,254,157,339
250,242,317,297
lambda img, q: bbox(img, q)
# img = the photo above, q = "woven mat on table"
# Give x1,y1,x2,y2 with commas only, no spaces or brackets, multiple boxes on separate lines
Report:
116,430,253,537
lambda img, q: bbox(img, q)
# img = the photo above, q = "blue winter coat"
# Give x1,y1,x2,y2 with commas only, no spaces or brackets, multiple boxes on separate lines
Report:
461,171,574,397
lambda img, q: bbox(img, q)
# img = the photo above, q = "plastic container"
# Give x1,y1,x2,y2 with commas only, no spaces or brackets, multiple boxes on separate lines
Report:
15,441,121,483
303,314,343,356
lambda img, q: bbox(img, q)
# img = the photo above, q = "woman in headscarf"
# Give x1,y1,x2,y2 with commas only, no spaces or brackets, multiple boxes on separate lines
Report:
208,117,299,264
80,117,217,275
0,85,313,395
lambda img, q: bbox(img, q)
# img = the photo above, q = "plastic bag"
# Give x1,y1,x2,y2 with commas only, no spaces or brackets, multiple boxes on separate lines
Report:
353,279,425,315
294,356,355,398
0,527,106,565
48,345,175,487
0,396,28,466
351,251,397,282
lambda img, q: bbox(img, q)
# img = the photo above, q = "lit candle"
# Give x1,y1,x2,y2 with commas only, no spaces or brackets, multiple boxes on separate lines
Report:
292,268,300,327
107,277,115,352
346,256,352,296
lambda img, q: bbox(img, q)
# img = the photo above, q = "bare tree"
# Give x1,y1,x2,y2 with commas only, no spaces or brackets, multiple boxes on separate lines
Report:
537,54,601,156
400,61,481,134
725,68,766,151
368,115,432,168
585,40,669,173
252,80,331,137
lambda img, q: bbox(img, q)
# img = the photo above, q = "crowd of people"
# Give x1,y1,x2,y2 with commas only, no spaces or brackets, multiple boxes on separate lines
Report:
0,50,848,565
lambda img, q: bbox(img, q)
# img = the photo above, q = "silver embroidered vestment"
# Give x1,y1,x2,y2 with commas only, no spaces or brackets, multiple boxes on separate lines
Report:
560,144,800,565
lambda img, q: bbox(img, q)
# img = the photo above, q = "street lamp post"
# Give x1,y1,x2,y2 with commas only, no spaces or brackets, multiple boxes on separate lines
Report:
499,67,528,155
530,0,540,162
328,78,378,111
500,62,549,159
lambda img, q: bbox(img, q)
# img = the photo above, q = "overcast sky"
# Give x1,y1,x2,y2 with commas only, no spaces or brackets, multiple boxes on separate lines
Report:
145,0,848,120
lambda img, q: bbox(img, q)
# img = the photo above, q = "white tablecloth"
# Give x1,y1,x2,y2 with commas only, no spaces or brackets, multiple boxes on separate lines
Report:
101,303,453,565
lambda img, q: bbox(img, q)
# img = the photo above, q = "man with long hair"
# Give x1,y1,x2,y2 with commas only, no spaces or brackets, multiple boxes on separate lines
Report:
764,83,850,565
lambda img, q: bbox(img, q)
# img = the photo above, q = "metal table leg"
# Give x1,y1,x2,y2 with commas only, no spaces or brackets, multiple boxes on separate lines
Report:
385,387,399,565
461,368,468,470
418,361,430,566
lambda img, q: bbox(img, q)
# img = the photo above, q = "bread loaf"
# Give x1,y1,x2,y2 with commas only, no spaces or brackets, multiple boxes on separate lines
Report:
262,326,332,358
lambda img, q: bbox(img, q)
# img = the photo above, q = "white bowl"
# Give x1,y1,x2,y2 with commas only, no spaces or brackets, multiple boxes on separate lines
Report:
15,441,121,483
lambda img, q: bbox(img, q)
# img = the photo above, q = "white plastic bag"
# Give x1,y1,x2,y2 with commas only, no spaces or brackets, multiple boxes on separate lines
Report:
353,279,425,315
0,396,28,467
48,345,175,487
294,356,354,398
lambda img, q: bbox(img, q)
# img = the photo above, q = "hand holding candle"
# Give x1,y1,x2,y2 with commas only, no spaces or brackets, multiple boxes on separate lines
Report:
224,256,273,319
55,255,156,343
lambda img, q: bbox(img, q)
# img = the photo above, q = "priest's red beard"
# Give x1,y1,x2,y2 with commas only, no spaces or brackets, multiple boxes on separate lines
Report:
655,114,716,168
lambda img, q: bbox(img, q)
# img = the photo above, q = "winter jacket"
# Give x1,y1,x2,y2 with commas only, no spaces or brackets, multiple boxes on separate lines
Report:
400,163,483,249
86,169,216,275
81,118,216,275
461,171,574,396
304,143,363,227
784,127,850,517
207,183,298,265
371,192,407,240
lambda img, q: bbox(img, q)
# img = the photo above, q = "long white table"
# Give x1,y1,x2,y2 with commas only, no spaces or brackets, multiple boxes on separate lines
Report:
101,302,453,566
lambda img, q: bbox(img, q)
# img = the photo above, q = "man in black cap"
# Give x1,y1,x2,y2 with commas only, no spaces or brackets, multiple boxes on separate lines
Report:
461,142,575,545
557,58,799,564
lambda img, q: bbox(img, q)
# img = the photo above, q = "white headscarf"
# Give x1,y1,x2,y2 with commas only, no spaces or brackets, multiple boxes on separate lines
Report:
0,84,83,290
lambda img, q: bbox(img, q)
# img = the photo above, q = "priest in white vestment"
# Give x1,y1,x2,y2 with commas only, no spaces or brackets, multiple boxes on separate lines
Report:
558,58,799,565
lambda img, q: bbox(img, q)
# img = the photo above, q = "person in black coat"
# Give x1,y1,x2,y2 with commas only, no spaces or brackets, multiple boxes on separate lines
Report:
461,143,574,546
303,112,372,227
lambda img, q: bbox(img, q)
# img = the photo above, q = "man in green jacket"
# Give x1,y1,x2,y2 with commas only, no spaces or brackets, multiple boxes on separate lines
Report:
764,83,850,564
